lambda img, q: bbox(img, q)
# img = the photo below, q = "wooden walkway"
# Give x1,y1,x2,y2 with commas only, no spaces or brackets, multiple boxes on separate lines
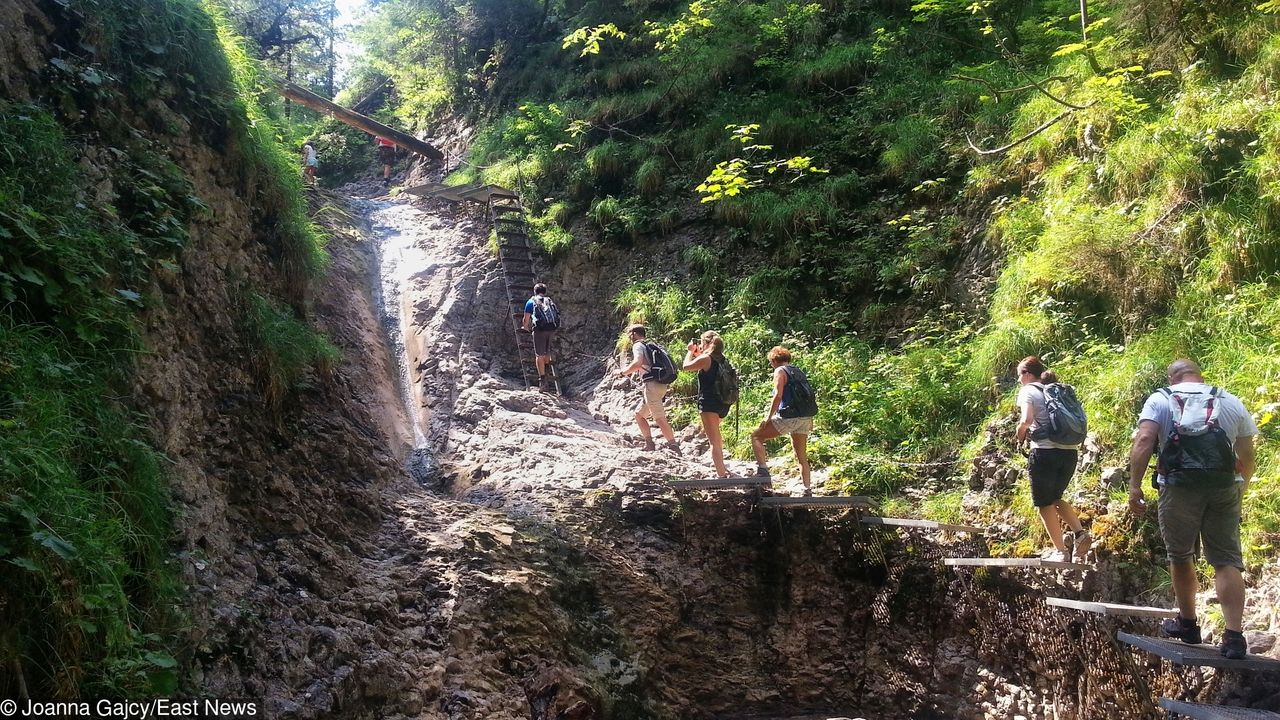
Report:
669,477,772,490
1118,632,1280,672
944,557,1090,570
759,496,872,509
1045,597,1176,618
1160,699,1280,719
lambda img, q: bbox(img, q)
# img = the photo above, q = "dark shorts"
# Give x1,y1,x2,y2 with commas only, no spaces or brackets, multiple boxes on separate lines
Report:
1028,448,1077,507
1157,483,1244,569
532,330,554,357
378,145,395,165
698,398,730,418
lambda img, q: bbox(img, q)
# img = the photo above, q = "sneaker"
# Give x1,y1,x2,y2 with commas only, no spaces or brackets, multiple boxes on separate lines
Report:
801,486,812,497
754,466,771,479
1221,630,1248,660
1072,530,1092,563
642,438,656,452
1161,615,1202,645
1045,549,1071,564
665,440,681,455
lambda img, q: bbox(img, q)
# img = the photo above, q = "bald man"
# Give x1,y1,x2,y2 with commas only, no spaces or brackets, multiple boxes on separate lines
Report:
1128,359,1257,660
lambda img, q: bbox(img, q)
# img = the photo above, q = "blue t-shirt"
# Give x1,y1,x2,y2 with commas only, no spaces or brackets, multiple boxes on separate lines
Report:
524,296,537,314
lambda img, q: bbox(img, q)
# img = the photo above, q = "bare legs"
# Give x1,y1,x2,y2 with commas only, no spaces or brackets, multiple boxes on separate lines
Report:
1037,499,1085,552
751,420,810,490
701,412,728,478
1169,563,1245,632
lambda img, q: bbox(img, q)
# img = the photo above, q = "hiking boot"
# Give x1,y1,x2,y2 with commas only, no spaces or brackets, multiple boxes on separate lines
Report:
1221,630,1247,660
665,440,681,455
1072,530,1093,563
1045,549,1071,564
801,486,812,497
1161,615,1202,645
642,438,656,452
754,466,771,479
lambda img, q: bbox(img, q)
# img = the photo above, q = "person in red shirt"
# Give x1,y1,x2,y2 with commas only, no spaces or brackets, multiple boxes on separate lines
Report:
375,136,396,186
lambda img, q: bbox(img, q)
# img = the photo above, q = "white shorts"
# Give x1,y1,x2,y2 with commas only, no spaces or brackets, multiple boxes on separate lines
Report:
771,415,813,435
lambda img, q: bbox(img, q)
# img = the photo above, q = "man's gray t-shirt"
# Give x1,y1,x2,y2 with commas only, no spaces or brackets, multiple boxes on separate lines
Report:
1016,383,1078,450
1136,381,1258,483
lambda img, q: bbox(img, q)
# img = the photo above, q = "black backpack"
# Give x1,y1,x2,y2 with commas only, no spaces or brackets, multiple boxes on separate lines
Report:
530,296,561,331
779,365,818,418
1155,386,1237,488
642,342,678,385
1029,382,1088,445
713,356,740,406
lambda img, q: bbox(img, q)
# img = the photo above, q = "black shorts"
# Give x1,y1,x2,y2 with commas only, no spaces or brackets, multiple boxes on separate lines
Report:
698,398,730,418
378,145,395,165
1028,448,1077,507
532,330,554,357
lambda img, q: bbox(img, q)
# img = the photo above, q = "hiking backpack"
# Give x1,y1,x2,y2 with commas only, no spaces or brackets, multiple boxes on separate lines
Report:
779,366,818,418
1155,386,1237,487
713,356,740,407
530,296,561,331
1029,382,1088,445
642,342,679,385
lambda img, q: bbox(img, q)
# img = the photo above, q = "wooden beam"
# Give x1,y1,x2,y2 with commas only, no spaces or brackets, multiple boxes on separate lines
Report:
859,516,987,534
759,496,872,509
1045,597,1176,618
276,78,444,161
669,477,773,490
944,557,1089,570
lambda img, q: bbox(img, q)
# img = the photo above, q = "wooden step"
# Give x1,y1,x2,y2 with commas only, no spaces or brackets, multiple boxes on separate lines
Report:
759,496,872,509
859,516,986,534
1045,597,1176,618
1118,632,1280,672
944,557,1090,570
669,477,773,490
1159,699,1280,719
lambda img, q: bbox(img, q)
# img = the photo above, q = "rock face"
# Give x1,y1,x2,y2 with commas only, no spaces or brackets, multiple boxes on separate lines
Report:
360,192,1280,719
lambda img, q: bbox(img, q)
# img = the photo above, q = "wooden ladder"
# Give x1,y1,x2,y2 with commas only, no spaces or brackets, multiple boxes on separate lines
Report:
490,195,561,395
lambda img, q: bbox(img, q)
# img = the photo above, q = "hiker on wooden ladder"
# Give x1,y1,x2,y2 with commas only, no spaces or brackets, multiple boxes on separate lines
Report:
521,283,559,392
1128,358,1257,660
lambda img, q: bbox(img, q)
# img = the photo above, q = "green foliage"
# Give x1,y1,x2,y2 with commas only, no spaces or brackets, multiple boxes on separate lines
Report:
364,0,1280,567
0,325,178,697
0,0,336,697
244,293,340,412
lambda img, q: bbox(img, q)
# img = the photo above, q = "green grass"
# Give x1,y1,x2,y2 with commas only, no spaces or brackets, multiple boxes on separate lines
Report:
244,294,340,413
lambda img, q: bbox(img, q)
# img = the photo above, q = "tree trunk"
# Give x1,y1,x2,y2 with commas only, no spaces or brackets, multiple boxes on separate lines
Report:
275,77,444,161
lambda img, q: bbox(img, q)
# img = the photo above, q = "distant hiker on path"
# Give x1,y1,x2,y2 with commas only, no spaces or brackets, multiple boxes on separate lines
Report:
1015,356,1092,563
615,324,679,453
301,140,318,185
682,330,736,478
375,136,396,186
1128,358,1257,660
751,346,816,494
521,283,559,391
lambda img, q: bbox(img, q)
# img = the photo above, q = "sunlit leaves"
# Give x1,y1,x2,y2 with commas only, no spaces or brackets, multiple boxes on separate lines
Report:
696,124,827,202
562,23,628,57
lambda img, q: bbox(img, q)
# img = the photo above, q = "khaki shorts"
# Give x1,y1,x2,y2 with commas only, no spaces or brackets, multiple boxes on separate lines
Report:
635,381,668,422
1157,483,1244,570
771,414,814,435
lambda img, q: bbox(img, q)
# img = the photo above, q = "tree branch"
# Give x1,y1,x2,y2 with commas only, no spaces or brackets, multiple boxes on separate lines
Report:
951,74,1070,103
966,101,1096,156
